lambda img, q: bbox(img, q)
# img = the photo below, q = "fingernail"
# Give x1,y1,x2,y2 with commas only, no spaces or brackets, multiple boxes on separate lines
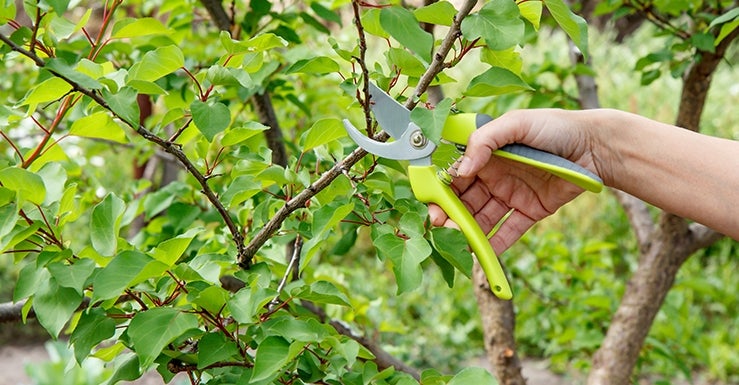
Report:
456,156,471,176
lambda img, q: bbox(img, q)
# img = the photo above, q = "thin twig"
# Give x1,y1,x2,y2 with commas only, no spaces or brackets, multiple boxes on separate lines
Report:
351,0,373,135
269,236,303,309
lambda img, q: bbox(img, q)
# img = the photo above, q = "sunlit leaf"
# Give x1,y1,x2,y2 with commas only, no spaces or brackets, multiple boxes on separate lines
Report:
414,1,456,26
518,0,543,30
69,112,127,143
128,45,184,82
90,193,125,256
301,118,346,151
111,17,170,39
544,0,589,57
285,56,340,75
0,167,45,205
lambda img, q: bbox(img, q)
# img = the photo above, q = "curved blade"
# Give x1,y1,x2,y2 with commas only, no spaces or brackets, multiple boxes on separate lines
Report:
343,119,434,161
369,82,411,140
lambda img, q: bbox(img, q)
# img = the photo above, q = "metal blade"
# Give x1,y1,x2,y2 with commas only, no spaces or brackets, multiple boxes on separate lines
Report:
343,119,434,162
368,82,411,140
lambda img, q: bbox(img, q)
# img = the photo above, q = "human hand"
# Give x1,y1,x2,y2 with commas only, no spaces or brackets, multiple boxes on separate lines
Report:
428,109,604,254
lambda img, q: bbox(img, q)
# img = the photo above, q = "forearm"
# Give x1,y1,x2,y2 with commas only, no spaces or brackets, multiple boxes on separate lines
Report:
589,109,739,239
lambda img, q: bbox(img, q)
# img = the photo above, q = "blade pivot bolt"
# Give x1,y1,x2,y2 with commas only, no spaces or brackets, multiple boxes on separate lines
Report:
410,131,428,149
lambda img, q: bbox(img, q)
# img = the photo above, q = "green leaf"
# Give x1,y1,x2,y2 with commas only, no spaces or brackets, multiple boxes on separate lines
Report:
69,111,127,143
410,98,453,145
151,229,198,266
0,203,17,239
191,100,231,142
311,3,341,25
480,47,523,75
285,56,340,75
0,1,15,25
102,86,140,126
107,353,142,384
429,227,473,278
360,8,388,39
543,0,589,57
380,6,433,63
708,7,739,28
464,66,533,97
447,367,498,385
461,0,524,51
111,17,170,39
0,167,46,205
518,0,543,30
301,118,346,151
197,332,240,369
192,285,231,314
33,277,83,338
13,261,50,301
386,47,426,77
37,162,67,206
18,76,72,106
413,1,456,26
264,317,330,342
92,250,152,302
293,281,351,307
71,307,116,364
128,45,184,82
690,32,716,53
46,58,103,90
207,65,253,88
228,286,276,324
250,336,290,382
222,122,268,146
127,307,199,367
90,193,125,256
374,234,431,294
47,259,96,295
716,19,739,45
301,201,355,270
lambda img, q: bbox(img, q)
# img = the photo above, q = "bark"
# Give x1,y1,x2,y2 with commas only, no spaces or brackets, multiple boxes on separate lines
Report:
568,23,737,385
473,263,526,385
252,91,289,168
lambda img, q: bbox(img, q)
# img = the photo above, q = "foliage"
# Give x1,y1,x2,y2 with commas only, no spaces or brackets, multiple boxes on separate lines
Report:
0,0,590,384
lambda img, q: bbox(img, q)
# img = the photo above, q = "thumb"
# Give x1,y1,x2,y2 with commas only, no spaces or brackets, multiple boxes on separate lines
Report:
456,110,532,177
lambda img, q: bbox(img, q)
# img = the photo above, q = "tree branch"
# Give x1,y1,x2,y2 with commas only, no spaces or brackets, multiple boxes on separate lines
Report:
198,0,232,33
238,0,479,268
301,301,420,379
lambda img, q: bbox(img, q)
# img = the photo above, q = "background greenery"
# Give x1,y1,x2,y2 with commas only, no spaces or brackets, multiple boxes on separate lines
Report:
0,1,736,384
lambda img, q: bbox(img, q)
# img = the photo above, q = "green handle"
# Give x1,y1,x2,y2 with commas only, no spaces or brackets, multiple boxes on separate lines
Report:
443,114,603,193
409,165,513,300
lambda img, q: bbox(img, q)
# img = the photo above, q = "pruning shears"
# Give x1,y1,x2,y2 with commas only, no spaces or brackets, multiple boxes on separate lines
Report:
343,83,603,299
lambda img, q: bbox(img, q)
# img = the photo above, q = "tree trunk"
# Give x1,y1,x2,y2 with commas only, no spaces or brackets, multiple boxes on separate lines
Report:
572,24,737,385
473,262,526,385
